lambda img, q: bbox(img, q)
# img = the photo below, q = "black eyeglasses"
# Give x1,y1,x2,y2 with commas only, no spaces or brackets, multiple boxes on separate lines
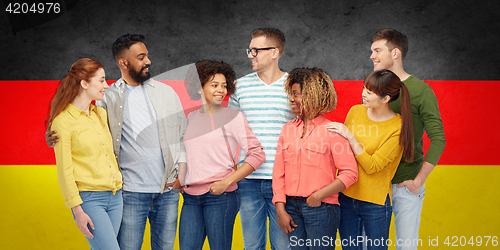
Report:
246,47,276,57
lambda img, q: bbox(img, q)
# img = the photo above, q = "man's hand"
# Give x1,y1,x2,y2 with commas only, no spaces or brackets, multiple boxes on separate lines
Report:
165,176,182,190
396,161,435,194
276,203,296,233
396,179,423,195
45,122,59,147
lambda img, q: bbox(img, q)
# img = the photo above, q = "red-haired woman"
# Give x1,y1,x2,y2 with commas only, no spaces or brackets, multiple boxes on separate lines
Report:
47,58,122,250
327,69,413,250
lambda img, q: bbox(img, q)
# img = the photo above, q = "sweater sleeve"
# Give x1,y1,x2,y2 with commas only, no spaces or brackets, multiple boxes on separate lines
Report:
355,131,404,175
272,133,286,204
234,112,265,170
419,86,446,165
52,118,82,209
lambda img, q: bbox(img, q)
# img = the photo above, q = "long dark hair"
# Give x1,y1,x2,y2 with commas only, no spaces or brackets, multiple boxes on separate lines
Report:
364,69,414,162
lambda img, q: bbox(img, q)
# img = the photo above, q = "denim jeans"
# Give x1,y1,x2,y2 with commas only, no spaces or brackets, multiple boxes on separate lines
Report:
117,189,180,250
238,178,291,250
285,196,340,250
179,191,239,250
392,184,425,250
338,192,392,250
74,190,123,250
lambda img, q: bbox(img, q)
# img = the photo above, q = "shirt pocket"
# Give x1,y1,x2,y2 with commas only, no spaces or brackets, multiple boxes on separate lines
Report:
282,143,294,165
301,143,328,168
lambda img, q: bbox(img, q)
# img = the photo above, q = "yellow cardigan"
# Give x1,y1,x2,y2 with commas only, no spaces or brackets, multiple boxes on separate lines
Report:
341,105,403,206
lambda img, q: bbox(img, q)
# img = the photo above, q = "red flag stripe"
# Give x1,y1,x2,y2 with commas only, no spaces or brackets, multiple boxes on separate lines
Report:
1,80,497,165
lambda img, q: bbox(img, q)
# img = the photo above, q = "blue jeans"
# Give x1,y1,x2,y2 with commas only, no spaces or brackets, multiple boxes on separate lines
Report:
117,189,180,250
285,196,340,250
338,192,392,250
179,191,239,250
238,178,291,250
74,190,123,250
392,184,425,250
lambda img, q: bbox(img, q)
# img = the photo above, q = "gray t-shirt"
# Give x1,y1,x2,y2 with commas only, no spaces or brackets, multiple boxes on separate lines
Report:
120,84,165,192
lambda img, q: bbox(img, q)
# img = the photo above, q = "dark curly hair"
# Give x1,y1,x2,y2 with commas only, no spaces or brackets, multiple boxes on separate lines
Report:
284,67,337,119
185,60,236,101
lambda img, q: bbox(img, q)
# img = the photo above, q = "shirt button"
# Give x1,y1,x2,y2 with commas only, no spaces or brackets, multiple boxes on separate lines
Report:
93,123,96,126
120,106,122,108
99,133,101,135
118,123,121,125
116,139,119,142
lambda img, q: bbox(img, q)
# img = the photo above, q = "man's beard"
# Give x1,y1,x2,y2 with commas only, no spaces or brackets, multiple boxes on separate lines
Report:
129,66,151,84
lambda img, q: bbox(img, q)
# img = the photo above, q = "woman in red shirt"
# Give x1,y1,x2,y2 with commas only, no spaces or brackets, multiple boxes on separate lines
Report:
272,67,358,249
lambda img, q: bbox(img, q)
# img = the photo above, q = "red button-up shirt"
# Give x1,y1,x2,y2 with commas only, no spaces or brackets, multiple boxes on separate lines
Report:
272,115,358,205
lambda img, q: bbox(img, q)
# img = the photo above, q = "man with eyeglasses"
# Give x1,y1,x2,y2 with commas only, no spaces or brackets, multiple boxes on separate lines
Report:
228,28,293,250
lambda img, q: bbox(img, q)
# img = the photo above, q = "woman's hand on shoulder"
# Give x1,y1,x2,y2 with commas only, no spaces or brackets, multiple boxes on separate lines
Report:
326,122,352,139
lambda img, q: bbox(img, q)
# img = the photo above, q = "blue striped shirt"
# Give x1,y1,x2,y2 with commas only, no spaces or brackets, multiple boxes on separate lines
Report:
228,72,294,179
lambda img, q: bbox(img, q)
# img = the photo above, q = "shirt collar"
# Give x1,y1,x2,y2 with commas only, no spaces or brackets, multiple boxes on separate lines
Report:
116,78,154,88
293,114,326,127
66,103,97,119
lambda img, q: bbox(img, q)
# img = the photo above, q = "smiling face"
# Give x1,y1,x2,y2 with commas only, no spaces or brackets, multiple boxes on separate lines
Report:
361,86,386,109
125,42,151,83
370,39,395,72
201,73,227,107
83,67,108,101
289,82,303,114
248,36,277,73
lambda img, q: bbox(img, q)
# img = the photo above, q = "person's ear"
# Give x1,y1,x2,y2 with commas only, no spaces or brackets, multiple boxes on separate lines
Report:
118,58,128,69
272,48,280,59
80,80,89,89
392,48,401,60
382,95,391,104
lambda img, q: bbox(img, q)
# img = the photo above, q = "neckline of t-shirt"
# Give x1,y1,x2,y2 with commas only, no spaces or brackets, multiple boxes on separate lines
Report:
256,72,288,87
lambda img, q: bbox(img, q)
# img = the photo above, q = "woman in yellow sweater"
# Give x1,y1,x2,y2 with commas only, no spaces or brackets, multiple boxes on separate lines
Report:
47,58,122,250
327,69,413,250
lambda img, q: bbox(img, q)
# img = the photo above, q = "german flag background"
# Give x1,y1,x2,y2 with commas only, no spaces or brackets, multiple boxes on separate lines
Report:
1,1,499,249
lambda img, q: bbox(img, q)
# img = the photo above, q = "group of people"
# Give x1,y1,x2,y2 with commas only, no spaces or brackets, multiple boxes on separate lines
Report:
45,27,445,250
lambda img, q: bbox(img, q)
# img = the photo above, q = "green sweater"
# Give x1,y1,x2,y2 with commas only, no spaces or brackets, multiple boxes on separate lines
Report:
389,75,446,184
